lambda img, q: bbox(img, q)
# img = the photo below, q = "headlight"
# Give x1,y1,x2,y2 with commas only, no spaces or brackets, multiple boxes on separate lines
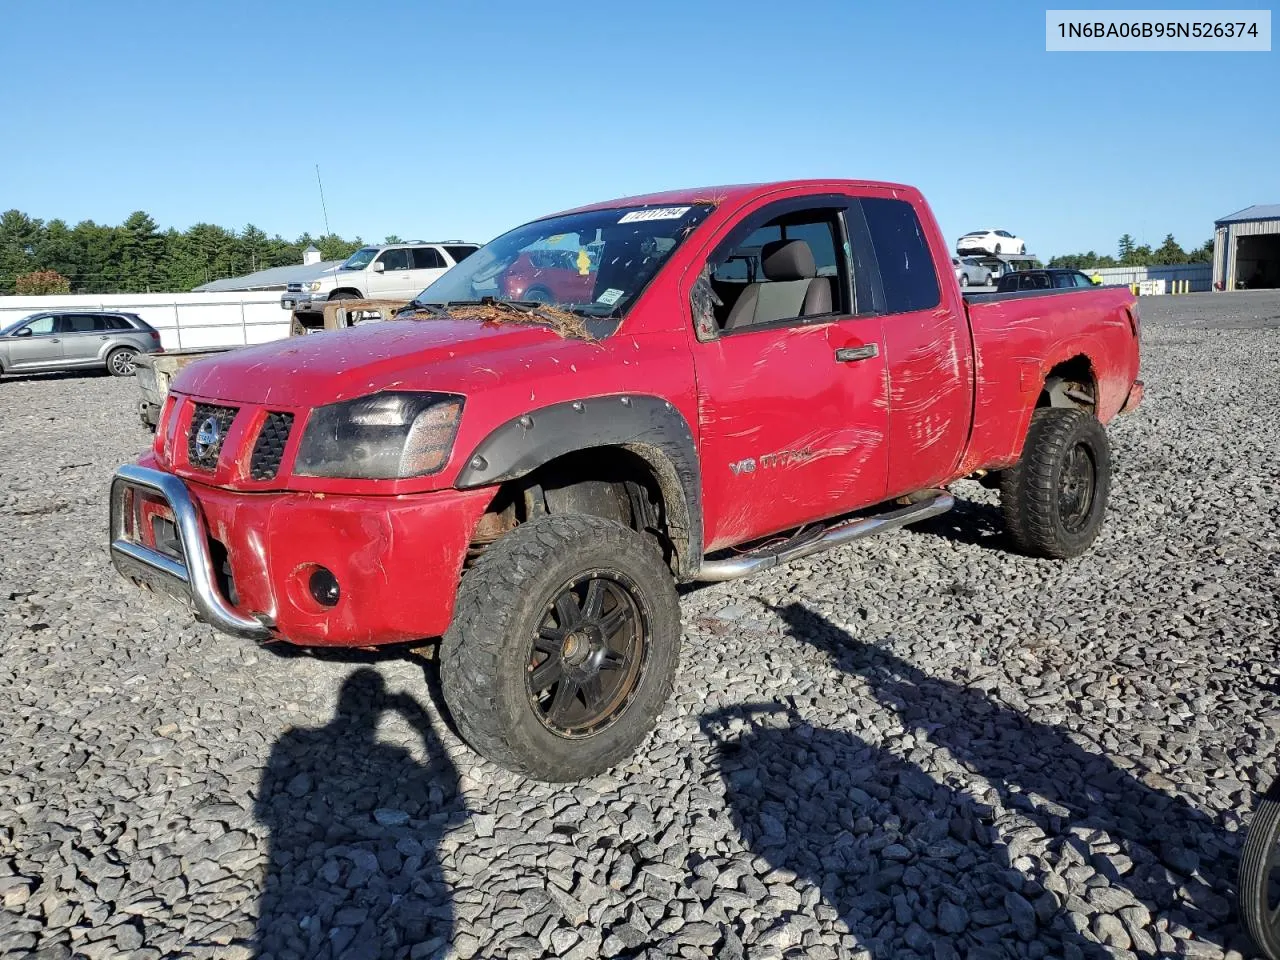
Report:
295,392,464,479
307,281,324,292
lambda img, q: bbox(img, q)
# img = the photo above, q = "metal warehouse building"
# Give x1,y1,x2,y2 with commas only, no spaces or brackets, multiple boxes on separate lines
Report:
1214,204,1280,291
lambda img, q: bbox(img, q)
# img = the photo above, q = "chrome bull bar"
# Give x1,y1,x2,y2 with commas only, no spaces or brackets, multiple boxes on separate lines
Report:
108,464,273,640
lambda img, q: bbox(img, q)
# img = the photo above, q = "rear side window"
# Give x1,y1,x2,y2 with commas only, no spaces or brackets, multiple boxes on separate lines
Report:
1053,273,1074,288
860,198,940,313
412,247,446,269
445,245,478,264
59,314,104,333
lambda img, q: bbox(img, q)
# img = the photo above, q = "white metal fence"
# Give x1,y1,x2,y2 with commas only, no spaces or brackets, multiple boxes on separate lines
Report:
1085,263,1212,292
0,292,292,350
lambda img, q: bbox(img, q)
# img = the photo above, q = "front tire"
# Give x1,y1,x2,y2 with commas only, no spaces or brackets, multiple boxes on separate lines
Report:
999,408,1111,558
1240,789,1280,959
107,347,138,377
440,514,681,781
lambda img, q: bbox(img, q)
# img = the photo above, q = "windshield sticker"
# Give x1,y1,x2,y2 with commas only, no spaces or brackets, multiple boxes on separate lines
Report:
596,288,624,306
576,248,591,276
618,206,691,224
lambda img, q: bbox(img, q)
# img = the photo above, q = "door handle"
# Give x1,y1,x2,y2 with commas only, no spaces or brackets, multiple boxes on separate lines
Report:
50,338,61,343
835,344,878,363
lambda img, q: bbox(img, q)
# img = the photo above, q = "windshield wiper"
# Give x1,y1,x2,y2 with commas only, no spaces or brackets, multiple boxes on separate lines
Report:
399,301,449,318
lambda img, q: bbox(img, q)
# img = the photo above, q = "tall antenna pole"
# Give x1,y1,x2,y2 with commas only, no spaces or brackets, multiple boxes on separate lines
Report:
315,164,331,236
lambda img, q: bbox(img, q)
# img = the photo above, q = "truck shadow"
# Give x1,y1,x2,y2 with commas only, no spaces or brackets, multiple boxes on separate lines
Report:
253,668,467,959
912,495,1008,553
701,603,1245,957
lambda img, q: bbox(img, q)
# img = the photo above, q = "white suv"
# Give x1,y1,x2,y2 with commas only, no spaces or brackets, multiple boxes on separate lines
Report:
282,242,480,314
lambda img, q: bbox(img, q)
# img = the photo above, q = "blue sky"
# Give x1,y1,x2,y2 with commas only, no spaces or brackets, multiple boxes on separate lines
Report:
1,1,1275,258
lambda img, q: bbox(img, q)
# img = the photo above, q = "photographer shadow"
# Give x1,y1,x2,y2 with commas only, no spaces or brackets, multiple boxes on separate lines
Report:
254,668,468,959
701,603,1245,957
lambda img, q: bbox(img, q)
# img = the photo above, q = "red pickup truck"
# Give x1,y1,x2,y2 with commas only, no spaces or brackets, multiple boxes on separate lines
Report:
109,179,1143,781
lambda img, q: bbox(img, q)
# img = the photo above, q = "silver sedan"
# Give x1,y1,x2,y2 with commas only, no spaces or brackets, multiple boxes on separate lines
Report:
952,257,993,288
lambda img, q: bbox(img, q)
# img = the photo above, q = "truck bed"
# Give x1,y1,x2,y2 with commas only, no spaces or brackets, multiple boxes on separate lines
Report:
957,284,1141,474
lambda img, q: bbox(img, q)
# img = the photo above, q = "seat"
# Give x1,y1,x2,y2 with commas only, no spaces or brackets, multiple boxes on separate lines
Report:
723,239,832,331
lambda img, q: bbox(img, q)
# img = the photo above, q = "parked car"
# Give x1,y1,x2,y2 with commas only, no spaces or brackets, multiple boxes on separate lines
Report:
957,229,1026,256
281,242,480,317
952,256,992,287
0,311,162,378
1240,773,1280,958
109,178,1143,781
996,269,1098,293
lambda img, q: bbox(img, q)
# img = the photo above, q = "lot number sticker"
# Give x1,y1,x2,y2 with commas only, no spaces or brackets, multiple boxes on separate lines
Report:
618,206,691,224
596,288,624,305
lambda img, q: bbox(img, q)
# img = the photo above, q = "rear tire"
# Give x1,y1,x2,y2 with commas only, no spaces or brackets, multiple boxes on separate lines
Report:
440,514,681,781
999,408,1110,558
106,347,138,377
1240,790,1280,959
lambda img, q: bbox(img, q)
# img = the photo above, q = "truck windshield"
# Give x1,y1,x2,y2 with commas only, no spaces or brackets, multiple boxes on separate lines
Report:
411,204,713,326
341,248,379,271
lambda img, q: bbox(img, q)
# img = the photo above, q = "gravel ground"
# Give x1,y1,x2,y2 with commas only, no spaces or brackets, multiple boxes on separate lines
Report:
1,290,1278,960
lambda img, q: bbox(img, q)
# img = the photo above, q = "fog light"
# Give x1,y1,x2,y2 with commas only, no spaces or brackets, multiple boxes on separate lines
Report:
308,567,340,607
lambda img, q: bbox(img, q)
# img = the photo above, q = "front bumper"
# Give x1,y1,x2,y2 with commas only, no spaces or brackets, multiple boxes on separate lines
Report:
282,291,322,312
110,465,272,639
109,463,492,646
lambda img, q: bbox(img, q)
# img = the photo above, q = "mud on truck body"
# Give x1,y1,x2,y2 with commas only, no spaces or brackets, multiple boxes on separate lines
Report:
109,179,1143,781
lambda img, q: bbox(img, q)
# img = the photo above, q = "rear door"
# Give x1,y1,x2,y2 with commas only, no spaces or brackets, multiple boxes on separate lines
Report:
5,315,64,369
689,195,890,550
58,314,109,365
408,246,450,297
854,195,974,497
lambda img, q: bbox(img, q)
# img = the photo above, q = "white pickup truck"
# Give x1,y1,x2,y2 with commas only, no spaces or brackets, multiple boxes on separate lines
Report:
281,241,480,318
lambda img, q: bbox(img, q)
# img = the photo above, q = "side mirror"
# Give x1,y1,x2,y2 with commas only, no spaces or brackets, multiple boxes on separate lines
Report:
371,261,386,273
14,327,32,338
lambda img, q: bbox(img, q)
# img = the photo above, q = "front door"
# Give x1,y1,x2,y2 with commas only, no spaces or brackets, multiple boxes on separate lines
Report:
689,200,890,551
371,248,414,298
5,315,63,369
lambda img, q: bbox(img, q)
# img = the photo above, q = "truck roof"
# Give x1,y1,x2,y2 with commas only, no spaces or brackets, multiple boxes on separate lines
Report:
546,179,920,220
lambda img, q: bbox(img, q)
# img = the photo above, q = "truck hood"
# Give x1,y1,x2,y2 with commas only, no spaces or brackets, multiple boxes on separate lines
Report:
172,318,569,407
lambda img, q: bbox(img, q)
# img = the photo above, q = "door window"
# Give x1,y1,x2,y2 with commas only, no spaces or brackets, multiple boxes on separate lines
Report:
445,245,479,264
412,247,446,270
858,197,941,313
377,249,412,271
22,316,56,336
699,205,847,335
58,314,104,333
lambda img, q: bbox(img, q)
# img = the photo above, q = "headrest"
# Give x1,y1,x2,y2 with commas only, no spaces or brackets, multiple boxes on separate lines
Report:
761,239,816,281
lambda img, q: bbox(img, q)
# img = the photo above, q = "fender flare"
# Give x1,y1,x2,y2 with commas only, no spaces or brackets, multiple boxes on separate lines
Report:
455,395,703,576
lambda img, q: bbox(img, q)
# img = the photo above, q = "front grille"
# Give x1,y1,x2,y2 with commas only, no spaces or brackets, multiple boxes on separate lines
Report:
249,412,294,480
287,282,303,293
187,403,238,471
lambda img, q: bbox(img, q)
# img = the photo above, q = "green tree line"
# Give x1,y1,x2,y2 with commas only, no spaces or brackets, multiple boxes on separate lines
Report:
0,209,369,295
1049,233,1214,270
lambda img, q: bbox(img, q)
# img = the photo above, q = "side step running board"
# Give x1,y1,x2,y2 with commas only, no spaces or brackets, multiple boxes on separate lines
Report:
693,489,954,583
